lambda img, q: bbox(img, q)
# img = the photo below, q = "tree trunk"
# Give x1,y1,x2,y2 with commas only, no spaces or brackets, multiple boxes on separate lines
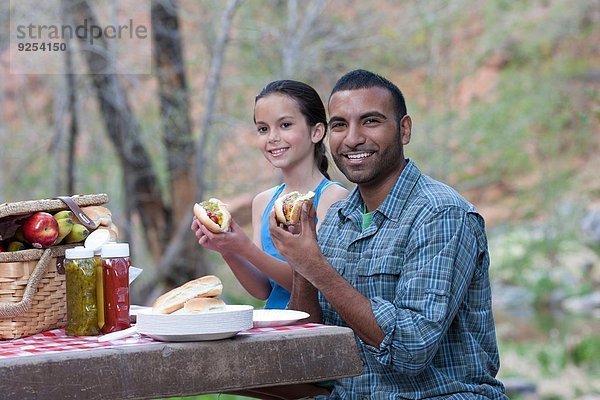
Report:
65,34,78,196
66,0,167,261
152,0,194,225
151,0,205,288
64,0,242,302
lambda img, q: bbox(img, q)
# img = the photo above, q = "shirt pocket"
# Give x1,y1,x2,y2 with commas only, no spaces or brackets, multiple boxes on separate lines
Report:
354,253,402,301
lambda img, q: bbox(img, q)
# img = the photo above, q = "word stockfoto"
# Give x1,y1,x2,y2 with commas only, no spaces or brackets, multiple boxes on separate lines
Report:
15,19,148,45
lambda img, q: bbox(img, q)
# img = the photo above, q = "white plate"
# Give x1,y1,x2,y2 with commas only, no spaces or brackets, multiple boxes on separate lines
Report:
252,309,310,328
129,305,152,323
142,330,241,342
130,305,152,316
136,304,254,339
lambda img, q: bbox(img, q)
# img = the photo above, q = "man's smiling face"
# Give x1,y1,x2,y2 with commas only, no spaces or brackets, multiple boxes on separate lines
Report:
328,86,410,188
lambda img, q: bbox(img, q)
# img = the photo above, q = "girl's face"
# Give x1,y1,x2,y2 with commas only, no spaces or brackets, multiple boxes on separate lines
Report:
254,93,322,171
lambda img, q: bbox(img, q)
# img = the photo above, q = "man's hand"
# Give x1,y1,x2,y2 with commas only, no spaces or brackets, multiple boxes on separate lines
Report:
271,202,385,346
270,203,324,322
269,203,325,280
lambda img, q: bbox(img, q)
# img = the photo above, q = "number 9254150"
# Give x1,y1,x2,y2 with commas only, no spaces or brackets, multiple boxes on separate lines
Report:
18,42,67,52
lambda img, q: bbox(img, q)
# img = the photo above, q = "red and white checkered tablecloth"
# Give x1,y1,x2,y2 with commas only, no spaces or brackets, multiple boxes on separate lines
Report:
0,323,325,360
240,322,324,334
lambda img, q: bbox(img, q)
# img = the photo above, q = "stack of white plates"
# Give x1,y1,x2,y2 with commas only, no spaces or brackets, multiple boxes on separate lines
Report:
136,305,254,342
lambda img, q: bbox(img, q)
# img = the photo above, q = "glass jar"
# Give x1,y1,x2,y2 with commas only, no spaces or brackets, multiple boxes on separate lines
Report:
65,246,100,336
85,229,113,331
100,242,131,333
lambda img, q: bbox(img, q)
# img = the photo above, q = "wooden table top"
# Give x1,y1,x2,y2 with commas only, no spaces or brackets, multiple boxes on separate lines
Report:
0,324,363,399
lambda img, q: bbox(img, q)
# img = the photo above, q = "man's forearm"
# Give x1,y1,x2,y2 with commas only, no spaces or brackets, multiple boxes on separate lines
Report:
317,271,385,347
298,255,385,347
289,271,322,322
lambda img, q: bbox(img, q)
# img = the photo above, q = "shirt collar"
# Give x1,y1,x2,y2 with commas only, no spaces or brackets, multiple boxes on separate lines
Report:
339,159,421,222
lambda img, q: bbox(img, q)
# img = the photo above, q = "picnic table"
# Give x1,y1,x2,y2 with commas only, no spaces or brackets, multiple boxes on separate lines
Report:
0,323,363,399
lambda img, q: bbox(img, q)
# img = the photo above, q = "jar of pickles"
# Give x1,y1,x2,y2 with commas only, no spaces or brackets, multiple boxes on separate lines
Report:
84,229,113,331
100,242,131,333
65,247,100,336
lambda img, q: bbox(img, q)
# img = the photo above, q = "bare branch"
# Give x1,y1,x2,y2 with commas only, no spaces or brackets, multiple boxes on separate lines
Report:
195,0,242,201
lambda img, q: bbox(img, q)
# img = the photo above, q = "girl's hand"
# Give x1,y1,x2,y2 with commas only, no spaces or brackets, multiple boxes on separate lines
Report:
191,218,251,256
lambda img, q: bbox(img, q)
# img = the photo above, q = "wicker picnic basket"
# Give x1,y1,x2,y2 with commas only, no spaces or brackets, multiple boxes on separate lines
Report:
0,194,109,340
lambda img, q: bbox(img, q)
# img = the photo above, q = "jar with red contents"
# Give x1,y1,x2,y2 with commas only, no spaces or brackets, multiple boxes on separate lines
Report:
100,242,131,333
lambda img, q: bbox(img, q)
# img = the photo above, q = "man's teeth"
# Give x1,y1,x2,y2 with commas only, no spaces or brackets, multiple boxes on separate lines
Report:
347,152,372,160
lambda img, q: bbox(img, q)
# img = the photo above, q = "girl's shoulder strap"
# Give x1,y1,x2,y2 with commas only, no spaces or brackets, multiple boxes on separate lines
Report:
261,183,286,220
259,182,287,255
313,178,345,207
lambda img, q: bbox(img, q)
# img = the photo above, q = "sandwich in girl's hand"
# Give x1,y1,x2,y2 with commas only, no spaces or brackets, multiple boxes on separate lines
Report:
274,191,315,225
193,198,232,233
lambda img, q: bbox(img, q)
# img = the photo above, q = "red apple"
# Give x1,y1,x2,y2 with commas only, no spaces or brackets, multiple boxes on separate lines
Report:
22,212,59,249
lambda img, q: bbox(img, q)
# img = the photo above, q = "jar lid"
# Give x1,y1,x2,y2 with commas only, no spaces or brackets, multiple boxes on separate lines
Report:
85,229,112,254
100,242,130,258
65,246,94,259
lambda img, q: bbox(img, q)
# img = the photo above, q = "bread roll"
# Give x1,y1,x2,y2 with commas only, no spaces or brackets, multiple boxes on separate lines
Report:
81,205,113,227
104,223,119,241
274,191,315,225
152,275,223,314
183,297,226,313
193,198,231,233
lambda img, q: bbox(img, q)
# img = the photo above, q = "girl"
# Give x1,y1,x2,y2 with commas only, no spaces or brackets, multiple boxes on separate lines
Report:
191,80,348,309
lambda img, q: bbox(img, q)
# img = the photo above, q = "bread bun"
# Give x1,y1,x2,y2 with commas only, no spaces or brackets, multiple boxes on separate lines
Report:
104,223,119,241
193,198,232,233
80,205,113,227
183,297,226,313
152,275,223,314
274,191,316,225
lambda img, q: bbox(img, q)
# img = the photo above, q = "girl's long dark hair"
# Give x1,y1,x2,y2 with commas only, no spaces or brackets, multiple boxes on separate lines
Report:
255,80,330,179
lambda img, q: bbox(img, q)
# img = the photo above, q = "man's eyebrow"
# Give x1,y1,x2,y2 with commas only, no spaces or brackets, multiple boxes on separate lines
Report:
361,111,387,120
328,116,346,125
328,111,387,125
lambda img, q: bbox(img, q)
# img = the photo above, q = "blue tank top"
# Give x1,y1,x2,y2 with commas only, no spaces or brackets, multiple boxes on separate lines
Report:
260,178,338,309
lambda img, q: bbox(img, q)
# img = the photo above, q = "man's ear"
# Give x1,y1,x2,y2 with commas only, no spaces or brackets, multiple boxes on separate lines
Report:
400,115,412,145
311,122,326,143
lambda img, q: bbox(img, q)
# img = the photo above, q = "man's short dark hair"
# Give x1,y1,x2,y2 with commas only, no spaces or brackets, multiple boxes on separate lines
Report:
329,69,408,123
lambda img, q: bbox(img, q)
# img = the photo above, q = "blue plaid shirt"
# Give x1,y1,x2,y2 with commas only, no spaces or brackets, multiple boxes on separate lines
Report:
317,160,507,399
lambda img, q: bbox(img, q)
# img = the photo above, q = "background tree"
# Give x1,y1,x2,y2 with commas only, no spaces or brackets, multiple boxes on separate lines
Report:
62,0,243,300
149,0,201,295
66,0,167,259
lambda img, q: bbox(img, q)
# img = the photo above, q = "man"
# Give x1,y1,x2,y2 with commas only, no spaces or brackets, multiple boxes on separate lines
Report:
270,69,507,399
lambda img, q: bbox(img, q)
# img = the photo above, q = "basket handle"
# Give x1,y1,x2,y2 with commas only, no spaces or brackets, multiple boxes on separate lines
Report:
55,196,98,230
0,249,53,318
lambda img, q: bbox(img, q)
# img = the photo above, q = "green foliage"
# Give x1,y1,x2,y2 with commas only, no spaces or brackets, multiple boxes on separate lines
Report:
536,344,568,375
487,205,595,306
541,395,564,400
569,335,600,370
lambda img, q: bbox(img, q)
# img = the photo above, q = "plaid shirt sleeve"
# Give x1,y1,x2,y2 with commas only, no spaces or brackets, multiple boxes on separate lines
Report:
362,207,482,375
